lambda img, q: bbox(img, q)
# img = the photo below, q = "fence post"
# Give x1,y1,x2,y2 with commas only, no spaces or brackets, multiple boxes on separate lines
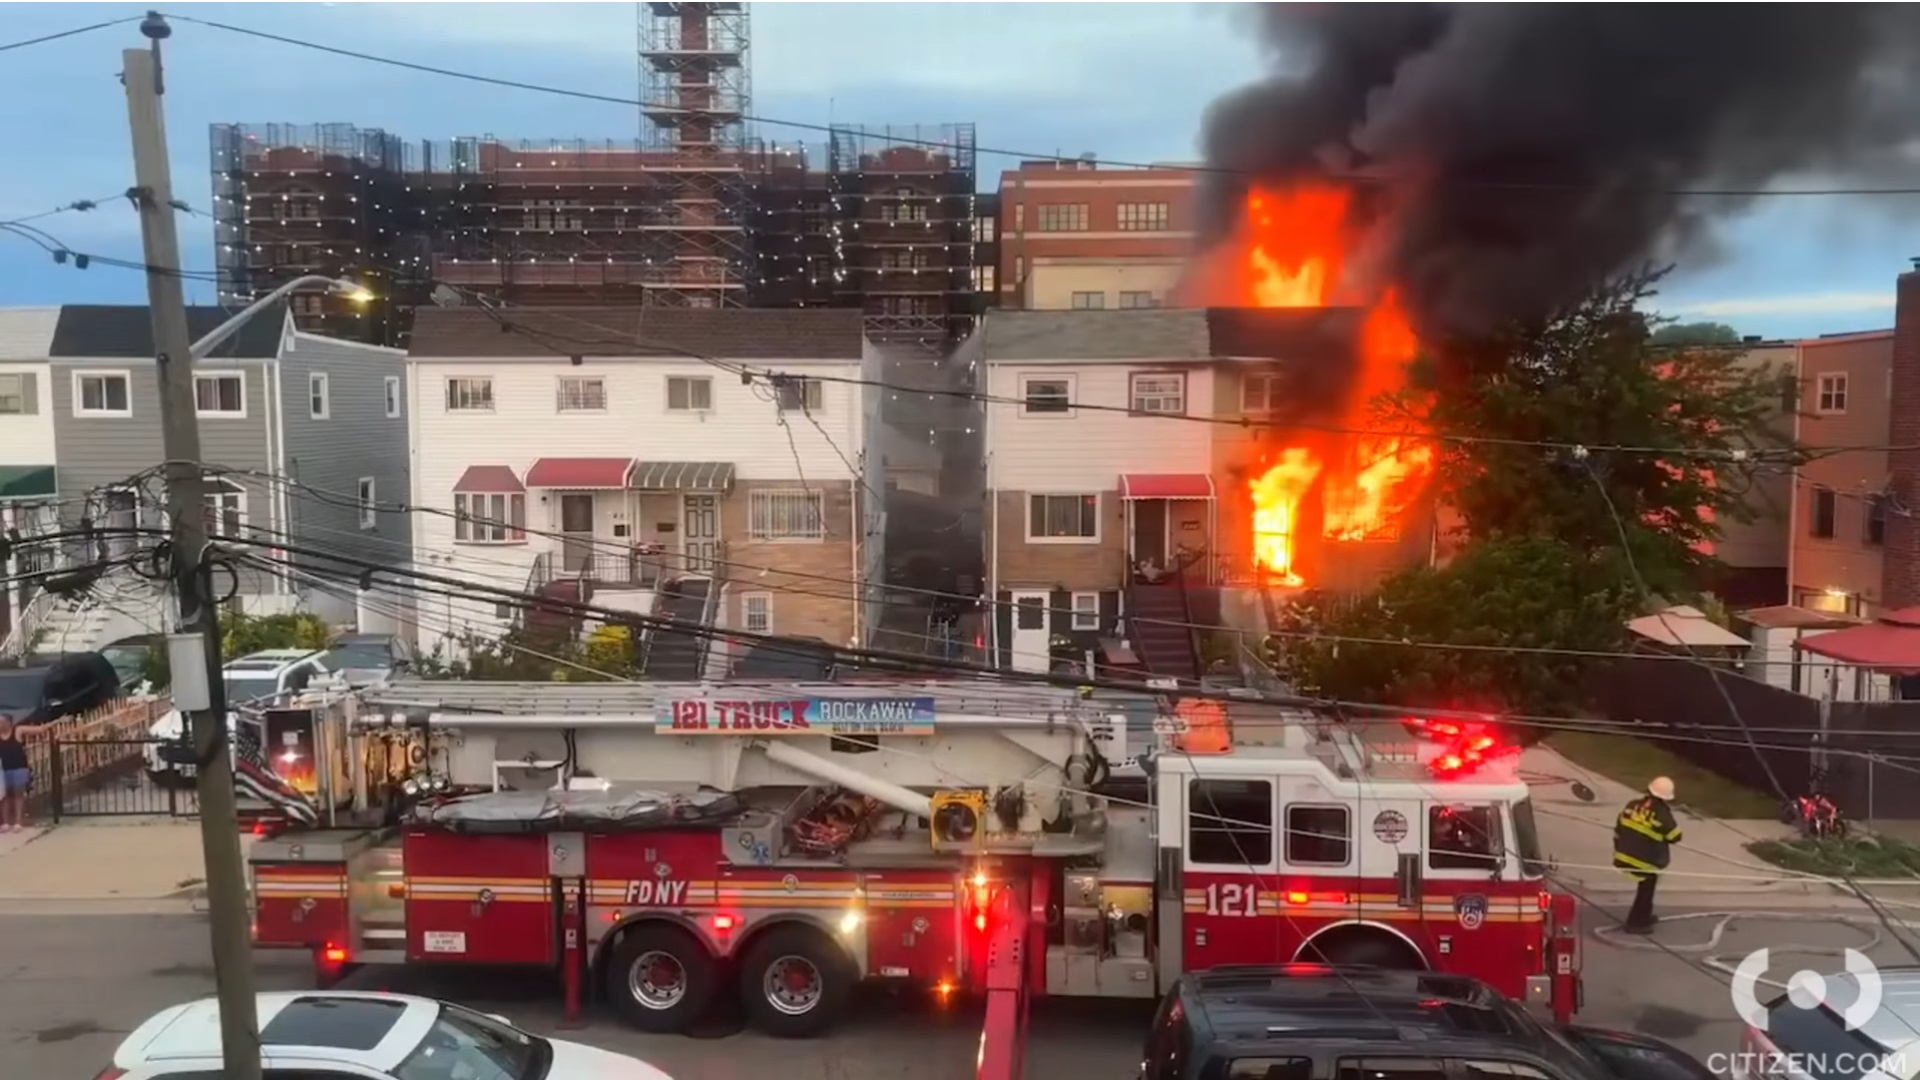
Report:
48,738,64,824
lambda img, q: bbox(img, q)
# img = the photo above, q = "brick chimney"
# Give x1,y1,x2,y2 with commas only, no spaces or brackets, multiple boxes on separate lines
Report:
1881,262,1920,608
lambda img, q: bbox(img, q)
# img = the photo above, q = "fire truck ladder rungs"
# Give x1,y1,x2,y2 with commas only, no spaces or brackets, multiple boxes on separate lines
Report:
976,878,1031,1080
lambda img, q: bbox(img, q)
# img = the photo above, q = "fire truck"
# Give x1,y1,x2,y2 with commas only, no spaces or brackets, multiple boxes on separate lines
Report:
246,679,1581,1057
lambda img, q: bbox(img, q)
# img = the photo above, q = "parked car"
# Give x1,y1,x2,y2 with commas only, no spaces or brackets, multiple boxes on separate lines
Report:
1141,965,1712,1080
0,651,125,726
1734,963,1920,1080
103,990,676,1079
321,632,415,689
145,649,334,784
100,635,161,693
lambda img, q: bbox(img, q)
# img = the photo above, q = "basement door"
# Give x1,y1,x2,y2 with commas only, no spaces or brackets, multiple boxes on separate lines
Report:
1009,590,1050,673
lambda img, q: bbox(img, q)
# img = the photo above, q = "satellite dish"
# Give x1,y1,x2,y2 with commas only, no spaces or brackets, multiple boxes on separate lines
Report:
430,285,465,308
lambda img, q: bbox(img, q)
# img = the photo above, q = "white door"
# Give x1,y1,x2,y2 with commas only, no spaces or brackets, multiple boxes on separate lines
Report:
1008,590,1049,673
103,489,142,560
682,494,719,576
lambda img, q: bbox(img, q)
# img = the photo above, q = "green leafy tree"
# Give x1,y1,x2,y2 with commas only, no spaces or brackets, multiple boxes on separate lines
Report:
1650,321,1741,346
429,623,639,682
222,610,332,658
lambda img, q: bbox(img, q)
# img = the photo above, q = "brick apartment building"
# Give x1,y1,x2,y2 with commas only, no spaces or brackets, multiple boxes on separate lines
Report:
994,159,1198,311
1883,260,1920,609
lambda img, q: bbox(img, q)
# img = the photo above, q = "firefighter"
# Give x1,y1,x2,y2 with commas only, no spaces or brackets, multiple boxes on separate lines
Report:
1612,776,1683,933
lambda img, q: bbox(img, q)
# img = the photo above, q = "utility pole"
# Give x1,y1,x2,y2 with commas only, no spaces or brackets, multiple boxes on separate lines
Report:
123,16,262,1080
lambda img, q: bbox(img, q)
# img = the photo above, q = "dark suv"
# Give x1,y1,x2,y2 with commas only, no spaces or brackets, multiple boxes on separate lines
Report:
1140,965,1712,1080
0,651,125,726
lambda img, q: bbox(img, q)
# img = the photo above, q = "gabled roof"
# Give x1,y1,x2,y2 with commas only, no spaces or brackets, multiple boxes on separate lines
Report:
407,306,867,360
49,303,289,359
980,306,1363,362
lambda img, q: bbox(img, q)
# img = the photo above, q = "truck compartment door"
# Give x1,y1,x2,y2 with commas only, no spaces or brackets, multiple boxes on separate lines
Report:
402,831,555,964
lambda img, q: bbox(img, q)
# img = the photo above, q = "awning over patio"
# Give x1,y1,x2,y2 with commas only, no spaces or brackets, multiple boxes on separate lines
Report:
1794,607,1920,673
524,457,634,490
1626,605,1749,649
1119,473,1215,500
0,465,55,501
631,461,736,491
451,465,525,493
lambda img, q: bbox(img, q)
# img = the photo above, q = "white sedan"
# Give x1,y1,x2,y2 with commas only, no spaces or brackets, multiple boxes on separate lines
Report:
103,990,675,1079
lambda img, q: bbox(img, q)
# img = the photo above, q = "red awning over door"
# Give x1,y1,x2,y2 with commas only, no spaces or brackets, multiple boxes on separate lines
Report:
1119,473,1215,499
524,457,634,489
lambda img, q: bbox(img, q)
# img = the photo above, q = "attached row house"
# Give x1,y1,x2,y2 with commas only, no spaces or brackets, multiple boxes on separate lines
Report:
0,303,408,653
404,307,884,676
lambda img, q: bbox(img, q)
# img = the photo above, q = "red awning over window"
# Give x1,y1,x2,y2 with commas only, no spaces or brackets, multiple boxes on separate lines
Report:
525,457,634,489
452,465,525,493
1119,473,1215,500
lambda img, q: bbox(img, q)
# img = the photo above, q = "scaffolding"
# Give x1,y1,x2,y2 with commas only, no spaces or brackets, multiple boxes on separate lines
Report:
745,140,835,309
826,124,982,346
636,2,753,308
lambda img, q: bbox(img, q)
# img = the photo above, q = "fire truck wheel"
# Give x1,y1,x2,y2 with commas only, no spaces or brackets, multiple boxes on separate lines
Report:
1301,929,1425,970
739,924,854,1038
606,923,718,1034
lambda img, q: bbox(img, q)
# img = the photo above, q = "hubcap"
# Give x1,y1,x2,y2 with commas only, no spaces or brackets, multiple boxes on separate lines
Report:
628,950,687,1011
763,954,823,1016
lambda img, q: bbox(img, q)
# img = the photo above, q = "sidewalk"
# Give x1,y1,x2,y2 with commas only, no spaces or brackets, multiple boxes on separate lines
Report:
0,818,254,909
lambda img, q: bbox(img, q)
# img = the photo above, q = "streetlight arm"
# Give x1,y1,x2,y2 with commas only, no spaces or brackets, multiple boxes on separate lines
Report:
189,275,367,360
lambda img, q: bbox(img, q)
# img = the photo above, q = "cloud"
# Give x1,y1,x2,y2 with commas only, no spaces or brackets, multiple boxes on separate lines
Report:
1663,291,1895,318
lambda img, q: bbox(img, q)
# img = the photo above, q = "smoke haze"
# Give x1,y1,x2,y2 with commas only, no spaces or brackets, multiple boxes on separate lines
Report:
1198,4,1920,336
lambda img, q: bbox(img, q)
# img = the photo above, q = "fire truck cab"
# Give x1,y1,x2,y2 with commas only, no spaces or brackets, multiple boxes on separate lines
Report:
244,681,1579,1045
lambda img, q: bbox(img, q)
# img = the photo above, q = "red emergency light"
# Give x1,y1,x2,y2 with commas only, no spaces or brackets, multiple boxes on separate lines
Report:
1407,715,1518,779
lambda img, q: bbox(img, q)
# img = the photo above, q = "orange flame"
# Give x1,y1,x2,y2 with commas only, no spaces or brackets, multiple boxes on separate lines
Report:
1229,185,1435,583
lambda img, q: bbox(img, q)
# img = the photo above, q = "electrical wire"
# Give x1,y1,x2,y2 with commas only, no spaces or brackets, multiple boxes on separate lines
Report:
0,16,142,53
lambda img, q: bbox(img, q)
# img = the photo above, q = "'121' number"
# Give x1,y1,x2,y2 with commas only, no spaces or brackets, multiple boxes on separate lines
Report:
1203,882,1259,917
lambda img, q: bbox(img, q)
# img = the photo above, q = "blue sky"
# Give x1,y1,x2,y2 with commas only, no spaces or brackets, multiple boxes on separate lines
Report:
0,2,1909,340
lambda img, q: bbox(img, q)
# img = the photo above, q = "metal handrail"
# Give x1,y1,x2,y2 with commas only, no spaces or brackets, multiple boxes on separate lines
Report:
692,541,728,676
1,587,59,658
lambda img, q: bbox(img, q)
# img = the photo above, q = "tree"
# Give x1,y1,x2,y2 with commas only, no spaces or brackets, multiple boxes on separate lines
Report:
1277,536,1638,717
222,610,332,658
1650,321,1740,347
421,623,639,682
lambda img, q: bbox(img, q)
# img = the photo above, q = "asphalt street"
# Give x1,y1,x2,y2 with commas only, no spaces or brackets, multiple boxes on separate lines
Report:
8,904,1918,1078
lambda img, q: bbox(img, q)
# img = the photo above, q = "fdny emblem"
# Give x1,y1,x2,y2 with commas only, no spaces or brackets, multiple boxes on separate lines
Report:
1454,893,1488,930
782,874,800,893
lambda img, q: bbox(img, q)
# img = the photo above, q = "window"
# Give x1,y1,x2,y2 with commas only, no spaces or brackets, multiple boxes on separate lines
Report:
1070,592,1100,632
392,1004,539,1080
357,478,376,529
741,592,773,633
1242,372,1284,412
1029,493,1099,541
750,490,825,540
0,373,35,415
1117,202,1170,231
973,216,996,243
194,372,245,417
383,376,402,418
1130,372,1186,414
1070,291,1105,310
1816,372,1848,413
1119,290,1157,309
1284,805,1351,866
1810,486,1837,539
308,372,330,419
1020,375,1073,416
972,265,997,293
74,371,131,416
776,377,824,413
203,480,246,539
445,376,495,412
556,376,607,412
452,492,526,543
1226,1061,1311,1080
1036,203,1088,232
666,375,713,411
1868,493,1888,546
1187,779,1273,865
1428,804,1501,871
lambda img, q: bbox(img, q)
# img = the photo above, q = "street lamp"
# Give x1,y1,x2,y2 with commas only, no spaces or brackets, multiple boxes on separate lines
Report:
190,275,371,360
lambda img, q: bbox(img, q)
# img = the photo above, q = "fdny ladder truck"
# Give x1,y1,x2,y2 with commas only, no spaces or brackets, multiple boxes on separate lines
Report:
246,680,1581,1073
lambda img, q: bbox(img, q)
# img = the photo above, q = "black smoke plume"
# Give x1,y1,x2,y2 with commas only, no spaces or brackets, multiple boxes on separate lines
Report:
1198,4,1920,336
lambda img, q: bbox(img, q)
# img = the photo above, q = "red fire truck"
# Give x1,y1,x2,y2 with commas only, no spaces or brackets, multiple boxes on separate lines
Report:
246,681,1581,1059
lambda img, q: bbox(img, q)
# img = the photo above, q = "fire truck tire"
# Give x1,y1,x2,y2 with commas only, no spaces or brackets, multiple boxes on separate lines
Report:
738,924,854,1039
605,923,719,1034
1300,928,1425,971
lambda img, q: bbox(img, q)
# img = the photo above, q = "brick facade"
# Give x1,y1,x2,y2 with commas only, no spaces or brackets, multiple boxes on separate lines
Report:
1882,268,1920,608
721,478,861,646
990,489,1129,592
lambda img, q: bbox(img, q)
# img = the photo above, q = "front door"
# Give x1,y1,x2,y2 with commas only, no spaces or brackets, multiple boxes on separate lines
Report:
682,494,719,576
1008,590,1049,673
558,494,595,574
1133,499,1167,571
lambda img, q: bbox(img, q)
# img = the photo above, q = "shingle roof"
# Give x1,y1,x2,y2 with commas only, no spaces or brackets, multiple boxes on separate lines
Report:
980,307,1364,363
49,304,289,359
407,306,867,360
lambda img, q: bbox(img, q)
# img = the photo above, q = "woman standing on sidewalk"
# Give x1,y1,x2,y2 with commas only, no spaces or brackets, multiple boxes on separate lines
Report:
0,719,29,832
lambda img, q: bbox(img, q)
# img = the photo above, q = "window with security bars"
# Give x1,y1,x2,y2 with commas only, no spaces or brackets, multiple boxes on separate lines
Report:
1116,202,1169,231
1036,203,1088,231
453,492,527,543
445,377,494,412
556,376,606,412
1130,372,1185,414
741,592,773,633
750,490,825,540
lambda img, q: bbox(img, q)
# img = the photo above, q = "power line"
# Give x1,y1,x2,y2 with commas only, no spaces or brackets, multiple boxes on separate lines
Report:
161,12,1920,200
0,190,127,228
0,16,141,54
